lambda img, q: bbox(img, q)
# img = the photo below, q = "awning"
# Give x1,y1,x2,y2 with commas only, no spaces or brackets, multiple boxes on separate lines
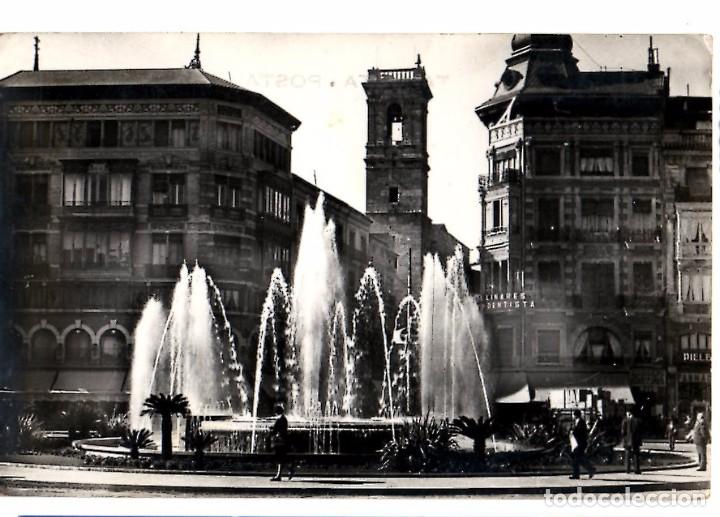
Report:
494,372,533,403
529,371,634,407
493,370,634,406
52,369,127,393
20,369,58,392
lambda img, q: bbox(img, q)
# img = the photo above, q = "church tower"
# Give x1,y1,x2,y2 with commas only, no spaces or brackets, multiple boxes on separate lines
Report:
363,57,433,297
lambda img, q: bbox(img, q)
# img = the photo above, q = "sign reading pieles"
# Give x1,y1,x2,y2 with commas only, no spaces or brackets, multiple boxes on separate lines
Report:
680,351,711,363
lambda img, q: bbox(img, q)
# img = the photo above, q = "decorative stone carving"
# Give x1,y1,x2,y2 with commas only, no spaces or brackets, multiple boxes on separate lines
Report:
7,102,202,116
525,119,661,135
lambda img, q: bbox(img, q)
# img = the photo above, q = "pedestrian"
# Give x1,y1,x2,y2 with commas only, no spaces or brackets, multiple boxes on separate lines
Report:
686,412,709,471
569,409,596,480
270,403,294,481
621,409,642,474
666,414,678,451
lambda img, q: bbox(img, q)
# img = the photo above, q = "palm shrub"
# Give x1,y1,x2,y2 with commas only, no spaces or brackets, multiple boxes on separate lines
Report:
450,415,494,459
61,404,103,440
140,393,190,460
100,410,129,437
380,414,456,473
182,429,218,469
17,413,45,452
120,428,155,459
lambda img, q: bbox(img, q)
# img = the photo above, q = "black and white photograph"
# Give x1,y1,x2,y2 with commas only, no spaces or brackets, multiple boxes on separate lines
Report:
0,4,715,516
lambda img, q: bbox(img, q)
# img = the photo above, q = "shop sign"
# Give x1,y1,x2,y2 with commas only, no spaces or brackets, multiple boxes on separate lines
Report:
680,351,711,363
479,291,535,311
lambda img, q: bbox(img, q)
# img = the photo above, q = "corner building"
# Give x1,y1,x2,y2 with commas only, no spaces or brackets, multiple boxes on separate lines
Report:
0,67,300,404
476,35,711,428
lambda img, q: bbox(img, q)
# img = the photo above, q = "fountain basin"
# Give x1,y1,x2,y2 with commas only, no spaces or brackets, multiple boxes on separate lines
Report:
201,416,401,454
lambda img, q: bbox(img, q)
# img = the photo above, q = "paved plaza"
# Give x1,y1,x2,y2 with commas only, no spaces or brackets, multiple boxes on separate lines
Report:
0,443,710,497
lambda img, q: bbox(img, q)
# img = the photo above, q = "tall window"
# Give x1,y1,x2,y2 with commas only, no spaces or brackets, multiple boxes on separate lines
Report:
535,147,561,176
152,234,184,265
389,186,400,204
633,331,653,363
103,120,119,147
576,327,618,364
16,174,49,206
65,328,91,364
581,198,614,233
579,147,614,176
387,103,403,145
537,329,560,364
687,167,711,200
15,233,47,265
263,186,290,223
632,262,654,294
581,262,615,307
152,174,185,205
63,164,132,207
216,176,242,208
253,131,290,171
171,120,187,147
537,261,561,295
631,150,650,176
497,327,515,366
492,199,504,230
537,198,560,240
681,269,711,303
63,229,131,268
31,329,56,364
100,329,128,365
217,122,242,152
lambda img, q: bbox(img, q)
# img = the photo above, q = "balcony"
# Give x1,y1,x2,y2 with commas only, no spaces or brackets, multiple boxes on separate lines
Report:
367,67,425,81
62,202,134,218
482,168,521,189
210,206,246,222
621,226,662,243
149,204,188,218
664,130,712,151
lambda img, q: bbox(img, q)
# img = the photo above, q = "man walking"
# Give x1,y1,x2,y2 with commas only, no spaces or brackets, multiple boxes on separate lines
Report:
621,409,643,474
687,412,709,471
569,409,596,479
270,403,295,481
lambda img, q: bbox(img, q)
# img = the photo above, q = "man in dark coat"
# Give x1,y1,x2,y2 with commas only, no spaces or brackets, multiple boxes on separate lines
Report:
621,409,643,474
270,403,294,481
687,412,709,471
569,409,596,479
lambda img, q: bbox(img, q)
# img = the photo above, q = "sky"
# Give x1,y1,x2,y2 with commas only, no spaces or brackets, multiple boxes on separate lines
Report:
0,33,712,247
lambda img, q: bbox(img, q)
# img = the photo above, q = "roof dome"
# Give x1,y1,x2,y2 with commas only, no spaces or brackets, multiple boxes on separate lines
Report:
511,34,573,53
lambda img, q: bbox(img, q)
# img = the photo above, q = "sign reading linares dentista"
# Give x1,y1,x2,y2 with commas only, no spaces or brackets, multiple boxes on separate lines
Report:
479,292,535,311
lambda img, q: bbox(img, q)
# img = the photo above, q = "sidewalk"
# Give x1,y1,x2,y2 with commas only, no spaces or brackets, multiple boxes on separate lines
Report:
0,460,710,497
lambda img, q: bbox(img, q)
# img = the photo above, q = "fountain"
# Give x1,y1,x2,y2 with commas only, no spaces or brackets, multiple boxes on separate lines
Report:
128,192,493,454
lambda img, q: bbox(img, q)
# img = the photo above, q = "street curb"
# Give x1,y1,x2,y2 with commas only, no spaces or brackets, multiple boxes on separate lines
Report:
0,458,699,479
0,477,710,497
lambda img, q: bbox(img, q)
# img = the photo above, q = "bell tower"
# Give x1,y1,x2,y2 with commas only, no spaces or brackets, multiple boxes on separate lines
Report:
363,57,433,297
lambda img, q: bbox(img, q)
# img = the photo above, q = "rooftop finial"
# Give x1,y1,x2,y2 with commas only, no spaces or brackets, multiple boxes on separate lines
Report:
647,35,660,73
33,36,40,71
416,53,422,67
186,33,202,70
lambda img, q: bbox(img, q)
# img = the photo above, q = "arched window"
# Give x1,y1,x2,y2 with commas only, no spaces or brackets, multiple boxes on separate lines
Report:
65,328,92,364
387,103,403,145
31,328,57,364
574,327,621,365
100,329,128,365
